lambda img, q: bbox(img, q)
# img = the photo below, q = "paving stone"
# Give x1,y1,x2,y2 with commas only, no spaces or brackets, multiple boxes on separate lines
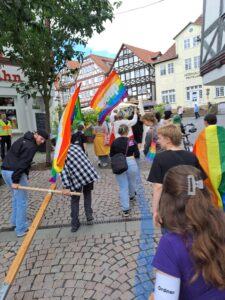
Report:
0,150,161,300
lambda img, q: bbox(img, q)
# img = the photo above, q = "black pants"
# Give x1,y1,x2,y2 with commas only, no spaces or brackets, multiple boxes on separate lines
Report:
195,112,200,119
71,182,93,227
1,135,11,160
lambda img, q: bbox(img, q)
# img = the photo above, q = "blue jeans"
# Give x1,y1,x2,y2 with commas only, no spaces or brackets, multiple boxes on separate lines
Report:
1,170,28,236
115,158,138,211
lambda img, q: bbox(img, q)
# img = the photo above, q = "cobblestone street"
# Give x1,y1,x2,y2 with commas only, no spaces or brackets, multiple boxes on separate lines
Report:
0,144,158,300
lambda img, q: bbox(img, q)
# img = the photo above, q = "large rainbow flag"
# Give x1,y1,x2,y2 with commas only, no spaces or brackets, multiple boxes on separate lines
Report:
50,84,81,182
90,70,128,122
193,125,225,211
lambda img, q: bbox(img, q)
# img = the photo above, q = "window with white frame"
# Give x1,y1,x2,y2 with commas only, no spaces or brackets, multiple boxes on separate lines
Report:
160,64,166,76
168,63,174,74
161,89,176,103
194,56,200,68
185,58,192,70
184,39,190,49
215,86,225,97
186,85,202,101
193,35,201,47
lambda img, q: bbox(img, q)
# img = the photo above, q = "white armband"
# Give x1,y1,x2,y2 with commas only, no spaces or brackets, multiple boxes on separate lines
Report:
154,271,180,300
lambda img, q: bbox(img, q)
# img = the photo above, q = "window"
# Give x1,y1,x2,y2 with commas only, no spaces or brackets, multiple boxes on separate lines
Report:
185,58,192,70
125,72,130,80
161,90,176,103
0,97,18,129
194,56,200,69
135,69,140,77
184,39,190,49
129,57,133,64
168,63,174,74
121,73,125,81
140,68,145,77
134,56,138,62
186,85,202,101
0,97,15,106
193,35,201,47
215,86,225,97
160,65,166,76
124,58,128,65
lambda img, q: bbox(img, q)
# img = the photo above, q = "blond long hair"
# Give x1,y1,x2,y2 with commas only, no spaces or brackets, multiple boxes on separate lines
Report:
159,165,225,289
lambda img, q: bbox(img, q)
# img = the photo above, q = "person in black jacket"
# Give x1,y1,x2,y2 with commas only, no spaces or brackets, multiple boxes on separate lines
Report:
1,130,48,237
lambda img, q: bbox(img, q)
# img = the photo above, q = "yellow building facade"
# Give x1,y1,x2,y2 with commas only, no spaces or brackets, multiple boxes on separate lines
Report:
154,16,225,109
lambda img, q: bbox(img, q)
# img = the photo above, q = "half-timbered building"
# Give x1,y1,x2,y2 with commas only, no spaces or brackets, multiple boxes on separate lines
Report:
110,44,161,106
76,54,114,107
201,0,225,87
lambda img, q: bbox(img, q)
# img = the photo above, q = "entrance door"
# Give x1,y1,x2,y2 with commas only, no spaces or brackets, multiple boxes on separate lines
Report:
191,90,199,102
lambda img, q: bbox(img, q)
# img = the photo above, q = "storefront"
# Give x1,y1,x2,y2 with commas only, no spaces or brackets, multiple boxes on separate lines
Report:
0,57,45,134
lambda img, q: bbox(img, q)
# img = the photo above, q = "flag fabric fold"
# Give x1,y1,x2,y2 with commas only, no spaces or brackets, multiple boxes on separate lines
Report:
50,84,81,182
90,70,128,122
72,96,84,129
193,125,225,211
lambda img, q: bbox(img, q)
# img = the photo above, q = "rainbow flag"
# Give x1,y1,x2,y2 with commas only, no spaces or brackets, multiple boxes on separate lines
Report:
90,70,128,122
50,84,81,182
193,125,225,211
146,141,156,162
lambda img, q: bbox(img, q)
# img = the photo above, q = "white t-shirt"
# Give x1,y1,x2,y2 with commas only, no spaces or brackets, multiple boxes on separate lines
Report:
113,114,138,138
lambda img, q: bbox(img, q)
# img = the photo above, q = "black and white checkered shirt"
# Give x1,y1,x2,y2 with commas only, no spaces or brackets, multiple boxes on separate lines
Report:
59,144,99,191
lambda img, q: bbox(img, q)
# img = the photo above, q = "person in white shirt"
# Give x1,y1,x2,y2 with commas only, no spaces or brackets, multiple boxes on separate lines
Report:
110,109,118,124
113,108,138,138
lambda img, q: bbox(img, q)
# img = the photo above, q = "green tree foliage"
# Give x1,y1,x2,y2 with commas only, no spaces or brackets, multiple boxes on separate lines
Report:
0,0,121,164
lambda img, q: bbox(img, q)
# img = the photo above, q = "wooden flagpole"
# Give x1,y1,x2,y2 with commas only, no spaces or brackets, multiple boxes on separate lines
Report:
17,185,81,196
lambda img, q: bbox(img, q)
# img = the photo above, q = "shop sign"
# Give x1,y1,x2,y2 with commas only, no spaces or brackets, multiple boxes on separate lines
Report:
184,72,200,79
0,69,22,82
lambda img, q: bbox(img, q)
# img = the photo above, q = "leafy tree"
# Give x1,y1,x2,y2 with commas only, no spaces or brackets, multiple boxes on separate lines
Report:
0,0,121,164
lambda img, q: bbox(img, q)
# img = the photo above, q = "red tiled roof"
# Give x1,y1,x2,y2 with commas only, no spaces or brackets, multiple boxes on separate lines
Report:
174,15,203,39
194,15,203,26
154,43,178,64
123,43,161,64
88,54,114,73
66,60,80,70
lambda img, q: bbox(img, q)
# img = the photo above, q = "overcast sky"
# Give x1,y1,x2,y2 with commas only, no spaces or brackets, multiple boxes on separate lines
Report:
84,0,203,58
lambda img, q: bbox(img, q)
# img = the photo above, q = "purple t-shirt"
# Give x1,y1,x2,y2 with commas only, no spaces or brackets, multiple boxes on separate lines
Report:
152,233,225,300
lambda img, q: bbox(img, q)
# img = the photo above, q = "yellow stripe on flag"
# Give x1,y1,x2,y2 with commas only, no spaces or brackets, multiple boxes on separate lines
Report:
205,125,223,208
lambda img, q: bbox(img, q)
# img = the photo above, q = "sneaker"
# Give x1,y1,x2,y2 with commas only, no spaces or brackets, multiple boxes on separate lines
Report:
121,210,130,217
16,228,29,237
86,216,94,225
71,223,80,232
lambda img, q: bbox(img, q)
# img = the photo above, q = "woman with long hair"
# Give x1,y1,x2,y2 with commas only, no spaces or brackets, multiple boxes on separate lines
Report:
110,124,139,217
150,165,225,300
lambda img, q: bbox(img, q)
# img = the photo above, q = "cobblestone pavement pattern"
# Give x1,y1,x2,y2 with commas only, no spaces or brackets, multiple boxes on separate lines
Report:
1,115,224,299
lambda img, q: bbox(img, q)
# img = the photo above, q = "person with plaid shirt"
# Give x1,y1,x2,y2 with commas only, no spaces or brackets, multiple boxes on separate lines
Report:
60,144,99,232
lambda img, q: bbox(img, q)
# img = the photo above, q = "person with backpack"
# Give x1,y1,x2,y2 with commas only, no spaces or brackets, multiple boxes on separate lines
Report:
110,124,140,217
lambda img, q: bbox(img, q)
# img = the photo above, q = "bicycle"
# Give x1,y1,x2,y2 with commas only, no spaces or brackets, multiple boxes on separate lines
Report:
182,123,197,152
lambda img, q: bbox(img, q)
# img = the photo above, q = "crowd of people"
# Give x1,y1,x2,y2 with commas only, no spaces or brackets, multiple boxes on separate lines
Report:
1,102,225,298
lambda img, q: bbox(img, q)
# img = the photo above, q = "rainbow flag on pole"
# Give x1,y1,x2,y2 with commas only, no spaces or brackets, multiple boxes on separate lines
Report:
90,70,128,122
193,125,225,211
50,84,81,182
